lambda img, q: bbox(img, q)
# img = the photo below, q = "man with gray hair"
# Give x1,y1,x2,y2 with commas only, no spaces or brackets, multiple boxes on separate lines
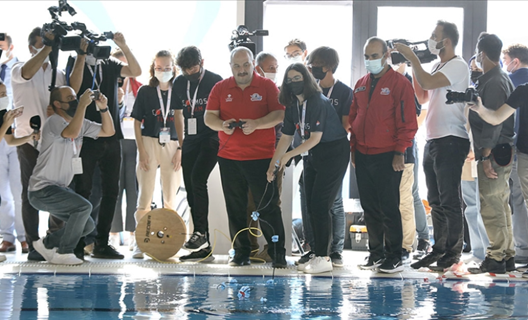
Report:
255,52,279,83
205,47,287,268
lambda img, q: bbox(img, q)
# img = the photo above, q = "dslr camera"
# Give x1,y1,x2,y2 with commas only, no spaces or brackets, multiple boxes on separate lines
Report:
228,25,268,56
386,39,437,65
446,87,479,104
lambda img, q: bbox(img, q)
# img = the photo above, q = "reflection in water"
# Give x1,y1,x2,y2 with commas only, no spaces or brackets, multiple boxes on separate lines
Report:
0,274,527,319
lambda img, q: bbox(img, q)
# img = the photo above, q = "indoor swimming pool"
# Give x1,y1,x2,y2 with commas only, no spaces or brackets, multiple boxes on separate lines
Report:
1,273,527,319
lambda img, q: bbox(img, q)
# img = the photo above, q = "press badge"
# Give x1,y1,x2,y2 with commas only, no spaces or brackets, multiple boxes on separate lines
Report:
188,118,197,135
301,139,309,157
159,127,171,144
72,157,83,175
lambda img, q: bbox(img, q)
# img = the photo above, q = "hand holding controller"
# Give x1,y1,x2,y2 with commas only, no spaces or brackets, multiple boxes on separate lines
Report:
228,121,246,129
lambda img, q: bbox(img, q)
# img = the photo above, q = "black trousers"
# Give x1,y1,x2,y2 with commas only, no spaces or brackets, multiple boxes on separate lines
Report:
17,143,63,250
304,138,350,257
181,137,219,237
356,150,403,261
111,139,137,233
74,138,121,247
423,135,470,259
217,157,286,259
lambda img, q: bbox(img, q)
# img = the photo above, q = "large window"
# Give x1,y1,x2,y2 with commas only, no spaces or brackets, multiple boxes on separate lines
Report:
488,0,528,48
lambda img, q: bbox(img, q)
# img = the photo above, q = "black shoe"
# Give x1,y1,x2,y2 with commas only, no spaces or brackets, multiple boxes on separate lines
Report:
91,245,124,259
469,257,506,274
180,248,214,262
74,238,85,261
359,255,384,270
272,255,287,268
505,257,516,272
27,249,46,261
417,239,431,253
379,257,404,273
329,252,343,267
295,251,314,266
183,232,209,252
411,252,444,269
229,255,250,267
402,249,411,265
437,255,459,269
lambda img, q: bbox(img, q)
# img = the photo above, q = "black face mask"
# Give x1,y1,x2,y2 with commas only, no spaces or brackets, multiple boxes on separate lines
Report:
184,67,202,83
65,99,79,117
311,66,327,80
470,70,482,84
288,81,304,95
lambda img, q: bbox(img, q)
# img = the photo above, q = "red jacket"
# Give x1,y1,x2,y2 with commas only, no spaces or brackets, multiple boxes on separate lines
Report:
348,68,418,155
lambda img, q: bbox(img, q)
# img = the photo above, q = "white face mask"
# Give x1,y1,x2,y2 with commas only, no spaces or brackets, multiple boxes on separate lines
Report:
264,72,277,82
0,48,11,64
288,55,303,64
155,70,173,83
32,45,49,64
0,96,9,111
428,38,444,55
365,57,386,75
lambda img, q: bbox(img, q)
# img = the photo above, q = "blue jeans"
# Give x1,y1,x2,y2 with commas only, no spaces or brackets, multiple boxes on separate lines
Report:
461,179,489,260
412,145,429,241
29,185,95,254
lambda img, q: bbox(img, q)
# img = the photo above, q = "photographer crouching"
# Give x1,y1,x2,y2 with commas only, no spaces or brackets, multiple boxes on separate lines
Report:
28,87,115,265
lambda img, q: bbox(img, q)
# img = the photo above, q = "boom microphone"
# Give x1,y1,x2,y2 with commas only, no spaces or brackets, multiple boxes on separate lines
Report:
30,115,41,148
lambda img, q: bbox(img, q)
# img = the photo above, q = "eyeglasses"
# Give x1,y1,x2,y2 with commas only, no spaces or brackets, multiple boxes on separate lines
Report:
154,67,173,72
285,75,303,84
284,51,302,59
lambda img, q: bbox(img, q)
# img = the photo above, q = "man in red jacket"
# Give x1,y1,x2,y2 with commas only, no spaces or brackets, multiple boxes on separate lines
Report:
349,37,418,273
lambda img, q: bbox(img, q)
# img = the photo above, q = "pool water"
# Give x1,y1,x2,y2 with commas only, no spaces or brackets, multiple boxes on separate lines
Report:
1,274,527,319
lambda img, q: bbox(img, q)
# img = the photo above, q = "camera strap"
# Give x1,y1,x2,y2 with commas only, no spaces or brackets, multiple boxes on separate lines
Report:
157,85,172,127
432,55,457,74
186,71,205,118
88,64,103,90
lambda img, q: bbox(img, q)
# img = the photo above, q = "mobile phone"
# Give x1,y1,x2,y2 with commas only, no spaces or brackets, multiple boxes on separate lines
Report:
92,90,101,101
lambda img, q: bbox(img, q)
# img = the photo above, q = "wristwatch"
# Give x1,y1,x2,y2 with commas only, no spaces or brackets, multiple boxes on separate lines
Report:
99,108,109,113
394,151,404,156
479,155,491,162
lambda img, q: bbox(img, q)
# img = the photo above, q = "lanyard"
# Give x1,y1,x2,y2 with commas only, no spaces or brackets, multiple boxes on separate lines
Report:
88,64,103,90
186,72,204,117
72,138,77,155
297,100,307,140
157,85,172,127
325,79,338,99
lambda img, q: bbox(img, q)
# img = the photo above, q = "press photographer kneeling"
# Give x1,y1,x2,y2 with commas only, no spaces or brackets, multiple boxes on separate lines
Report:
28,87,115,265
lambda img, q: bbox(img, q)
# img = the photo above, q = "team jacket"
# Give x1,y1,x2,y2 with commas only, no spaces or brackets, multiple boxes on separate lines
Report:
348,68,418,155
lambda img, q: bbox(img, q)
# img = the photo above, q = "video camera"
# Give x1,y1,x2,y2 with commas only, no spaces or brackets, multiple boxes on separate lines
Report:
386,39,437,65
446,87,479,104
42,0,113,59
228,25,268,56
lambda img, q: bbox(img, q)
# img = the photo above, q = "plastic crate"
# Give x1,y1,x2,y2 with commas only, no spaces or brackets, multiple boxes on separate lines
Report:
350,225,368,251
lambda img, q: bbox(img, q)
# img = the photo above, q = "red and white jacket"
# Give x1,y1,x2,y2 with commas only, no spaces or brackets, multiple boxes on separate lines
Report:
348,68,418,155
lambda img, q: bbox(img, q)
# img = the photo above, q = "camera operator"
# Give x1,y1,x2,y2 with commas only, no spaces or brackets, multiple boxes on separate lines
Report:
350,37,418,274
502,44,528,268
11,27,86,261
394,21,470,270
28,86,115,265
465,33,516,274
204,47,287,268
72,32,141,260
171,46,222,262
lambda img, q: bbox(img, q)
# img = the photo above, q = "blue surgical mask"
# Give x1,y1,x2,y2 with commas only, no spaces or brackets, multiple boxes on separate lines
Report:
365,58,385,75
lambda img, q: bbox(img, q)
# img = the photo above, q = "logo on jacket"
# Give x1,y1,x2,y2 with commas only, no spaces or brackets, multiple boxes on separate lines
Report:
250,93,262,101
380,88,390,95
315,121,320,126
226,94,233,102
354,86,366,93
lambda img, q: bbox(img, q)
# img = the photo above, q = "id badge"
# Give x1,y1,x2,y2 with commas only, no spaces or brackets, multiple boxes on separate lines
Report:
122,117,135,140
159,127,171,144
301,139,308,157
188,118,197,135
72,157,83,175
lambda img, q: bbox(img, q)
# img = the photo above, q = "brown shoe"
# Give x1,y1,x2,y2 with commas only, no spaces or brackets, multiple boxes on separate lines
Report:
20,241,29,253
0,241,16,252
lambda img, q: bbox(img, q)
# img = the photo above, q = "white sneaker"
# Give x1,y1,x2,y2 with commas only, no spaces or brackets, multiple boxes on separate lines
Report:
297,254,315,272
0,254,6,262
33,239,56,262
51,253,83,265
304,256,333,274
129,235,136,251
132,245,144,259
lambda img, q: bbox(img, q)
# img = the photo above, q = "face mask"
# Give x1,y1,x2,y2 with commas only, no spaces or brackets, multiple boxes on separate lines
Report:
264,72,276,82
0,48,10,64
0,96,9,111
427,38,444,55
288,81,304,95
311,66,327,80
288,55,303,64
155,70,174,83
470,70,482,84
365,58,386,75
184,67,202,82
475,53,483,70
32,46,49,64
505,60,517,73
65,99,78,117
